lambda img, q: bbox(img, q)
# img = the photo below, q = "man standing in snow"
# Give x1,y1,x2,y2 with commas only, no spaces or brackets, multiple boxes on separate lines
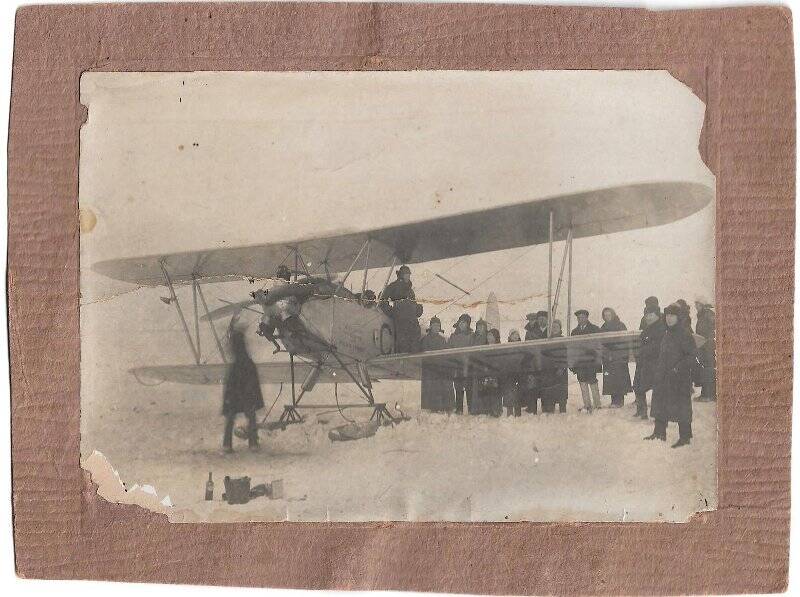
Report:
646,303,696,448
420,316,454,412
449,313,474,414
571,309,602,412
222,330,264,453
693,297,716,402
633,306,666,419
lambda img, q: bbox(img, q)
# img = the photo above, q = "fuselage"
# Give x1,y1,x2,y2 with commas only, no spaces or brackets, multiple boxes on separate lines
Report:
261,284,395,363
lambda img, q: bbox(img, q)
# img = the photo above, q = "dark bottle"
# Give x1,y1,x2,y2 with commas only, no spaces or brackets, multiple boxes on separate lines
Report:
205,472,214,501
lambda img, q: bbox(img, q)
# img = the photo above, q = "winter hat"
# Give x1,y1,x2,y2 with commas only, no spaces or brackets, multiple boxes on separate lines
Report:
664,303,682,317
644,304,661,316
427,316,442,332
694,294,713,307
454,313,472,328
645,296,660,308
574,309,589,317
536,310,549,319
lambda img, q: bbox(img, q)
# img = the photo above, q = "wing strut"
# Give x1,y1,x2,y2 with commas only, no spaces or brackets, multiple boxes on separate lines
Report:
547,212,554,337
160,260,201,365
567,228,574,336
551,227,574,324
194,275,228,363
360,240,371,295
380,255,399,296
335,238,370,295
543,214,574,337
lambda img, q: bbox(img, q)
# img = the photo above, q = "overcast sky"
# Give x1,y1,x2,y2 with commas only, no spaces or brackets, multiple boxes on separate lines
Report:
80,70,714,367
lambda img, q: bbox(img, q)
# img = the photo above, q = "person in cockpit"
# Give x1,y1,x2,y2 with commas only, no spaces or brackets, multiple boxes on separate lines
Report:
380,265,422,353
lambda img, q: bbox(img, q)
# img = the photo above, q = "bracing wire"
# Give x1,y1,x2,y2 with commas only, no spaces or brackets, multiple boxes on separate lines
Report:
261,383,284,423
335,383,356,423
433,244,545,318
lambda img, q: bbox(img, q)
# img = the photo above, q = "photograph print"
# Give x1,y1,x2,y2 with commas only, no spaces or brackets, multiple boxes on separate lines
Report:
79,70,716,522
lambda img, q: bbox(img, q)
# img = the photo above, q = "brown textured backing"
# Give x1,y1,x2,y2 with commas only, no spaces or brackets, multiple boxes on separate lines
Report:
8,3,794,593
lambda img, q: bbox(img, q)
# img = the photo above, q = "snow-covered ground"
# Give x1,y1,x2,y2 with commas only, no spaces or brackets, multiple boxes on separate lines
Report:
81,377,717,523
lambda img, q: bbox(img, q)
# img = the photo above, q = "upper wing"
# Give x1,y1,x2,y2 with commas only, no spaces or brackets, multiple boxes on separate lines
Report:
367,331,643,380
92,181,712,286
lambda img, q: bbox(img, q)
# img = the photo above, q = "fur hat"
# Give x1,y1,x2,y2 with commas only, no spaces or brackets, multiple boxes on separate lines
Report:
397,265,411,276
664,303,682,317
574,309,589,317
694,295,713,307
427,316,442,332
645,296,659,307
454,313,472,328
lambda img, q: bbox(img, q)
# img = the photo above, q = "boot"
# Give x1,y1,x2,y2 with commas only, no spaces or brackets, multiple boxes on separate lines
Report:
644,420,666,440
671,437,691,448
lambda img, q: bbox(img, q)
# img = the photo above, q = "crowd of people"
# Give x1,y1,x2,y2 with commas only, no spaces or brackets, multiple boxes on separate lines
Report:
410,288,716,449
218,265,716,451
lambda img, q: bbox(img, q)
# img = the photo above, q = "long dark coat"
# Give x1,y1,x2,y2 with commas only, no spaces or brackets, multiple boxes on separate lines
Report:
539,362,568,407
475,375,502,415
693,307,716,385
501,375,521,408
570,321,601,383
222,333,265,416
448,328,473,383
600,318,632,396
650,324,696,424
633,319,666,393
420,332,454,412
381,279,421,353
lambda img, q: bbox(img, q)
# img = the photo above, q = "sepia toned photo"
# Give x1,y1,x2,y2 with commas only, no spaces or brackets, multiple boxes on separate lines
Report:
79,70,716,522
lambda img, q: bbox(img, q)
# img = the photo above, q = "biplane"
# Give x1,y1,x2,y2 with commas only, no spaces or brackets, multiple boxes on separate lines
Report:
93,181,713,426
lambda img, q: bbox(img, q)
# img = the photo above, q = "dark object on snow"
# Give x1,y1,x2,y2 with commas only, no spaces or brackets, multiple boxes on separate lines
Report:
329,421,380,442
223,475,252,505
249,483,269,498
205,472,214,501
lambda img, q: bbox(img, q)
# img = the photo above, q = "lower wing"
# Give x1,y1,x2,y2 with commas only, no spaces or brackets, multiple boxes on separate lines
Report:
367,330,642,380
130,331,702,385
130,359,402,386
